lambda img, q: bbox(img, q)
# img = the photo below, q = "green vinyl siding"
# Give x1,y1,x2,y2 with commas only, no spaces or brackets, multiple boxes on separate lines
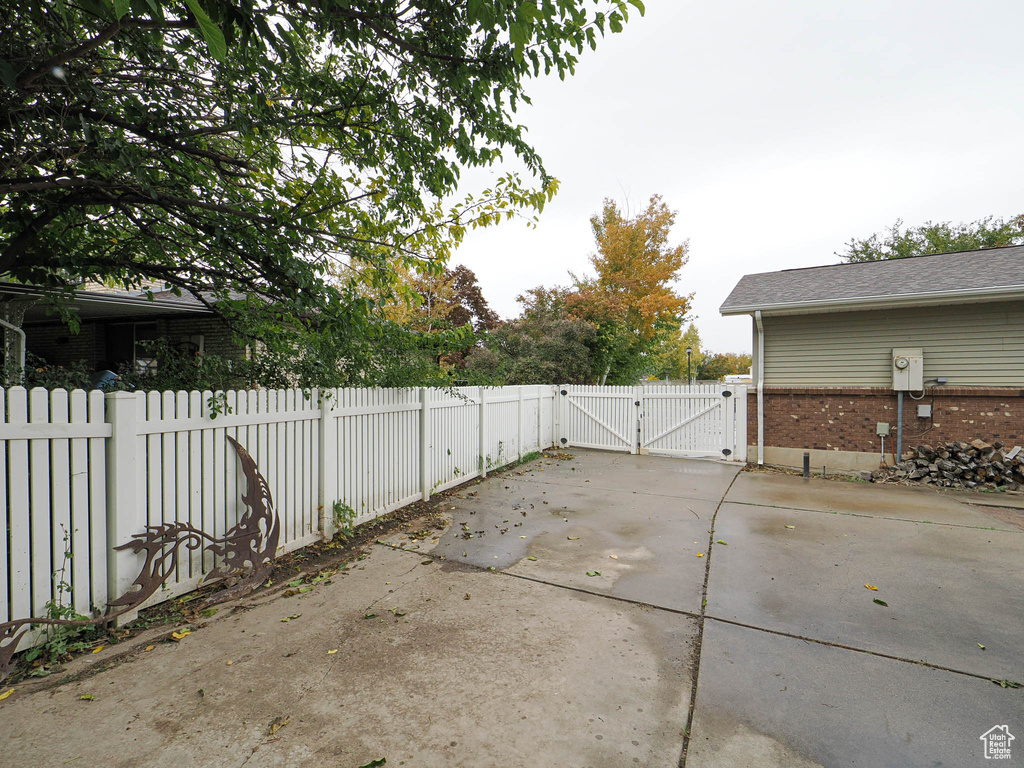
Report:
761,300,1024,387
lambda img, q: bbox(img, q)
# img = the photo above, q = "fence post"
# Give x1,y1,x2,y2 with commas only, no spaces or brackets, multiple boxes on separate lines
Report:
556,385,568,447
318,388,338,539
536,386,543,452
722,386,735,461
633,386,644,455
104,391,142,623
479,386,488,478
517,386,525,459
420,387,432,500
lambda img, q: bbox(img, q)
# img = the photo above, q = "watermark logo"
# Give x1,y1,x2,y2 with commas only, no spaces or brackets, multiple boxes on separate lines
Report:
980,725,1014,760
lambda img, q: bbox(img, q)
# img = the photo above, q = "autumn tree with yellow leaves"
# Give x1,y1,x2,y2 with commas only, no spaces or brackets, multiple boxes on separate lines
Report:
586,195,692,383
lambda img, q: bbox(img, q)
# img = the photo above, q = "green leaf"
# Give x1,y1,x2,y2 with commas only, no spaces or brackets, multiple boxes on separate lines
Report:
357,759,387,768
112,0,130,19
363,613,377,619
586,570,601,577
526,556,537,561
628,0,646,14
182,0,227,61
0,60,16,89
784,525,795,529
872,598,888,607
288,580,303,588
716,540,728,545
298,585,314,593
978,643,986,650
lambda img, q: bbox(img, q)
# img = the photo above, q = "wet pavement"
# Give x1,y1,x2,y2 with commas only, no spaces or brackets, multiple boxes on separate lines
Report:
1,451,1021,767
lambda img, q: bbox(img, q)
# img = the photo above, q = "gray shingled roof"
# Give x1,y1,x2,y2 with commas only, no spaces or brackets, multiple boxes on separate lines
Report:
720,245,1024,315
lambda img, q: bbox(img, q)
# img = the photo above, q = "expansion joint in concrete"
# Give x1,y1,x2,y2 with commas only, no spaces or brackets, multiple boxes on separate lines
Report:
679,469,742,767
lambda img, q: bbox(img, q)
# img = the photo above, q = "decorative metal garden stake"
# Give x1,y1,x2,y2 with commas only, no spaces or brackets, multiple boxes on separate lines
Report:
0,436,279,681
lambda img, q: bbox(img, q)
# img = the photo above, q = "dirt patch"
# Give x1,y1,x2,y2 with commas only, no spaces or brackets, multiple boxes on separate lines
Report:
967,505,1024,531
742,463,862,482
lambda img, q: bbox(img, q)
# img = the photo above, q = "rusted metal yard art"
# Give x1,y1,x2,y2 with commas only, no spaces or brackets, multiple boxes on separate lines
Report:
0,436,279,681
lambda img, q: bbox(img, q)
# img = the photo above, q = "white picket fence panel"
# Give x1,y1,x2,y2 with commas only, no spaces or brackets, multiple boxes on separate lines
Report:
640,384,748,460
0,384,560,632
0,380,744,652
560,385,638,452
559,384,748,460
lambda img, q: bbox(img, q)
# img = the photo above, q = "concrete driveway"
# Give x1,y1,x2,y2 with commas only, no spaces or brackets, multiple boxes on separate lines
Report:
1,450,1021,767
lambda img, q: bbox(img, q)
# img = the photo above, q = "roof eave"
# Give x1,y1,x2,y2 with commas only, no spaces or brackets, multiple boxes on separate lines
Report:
720,285,1024,317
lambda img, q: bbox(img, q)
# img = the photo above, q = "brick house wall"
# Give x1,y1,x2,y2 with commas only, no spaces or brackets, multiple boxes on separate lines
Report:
749,387,1024,456
25,315,244,370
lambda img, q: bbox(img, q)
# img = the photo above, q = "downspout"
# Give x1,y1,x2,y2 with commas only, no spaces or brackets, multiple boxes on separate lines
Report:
0,316,26,385
755,310,764,466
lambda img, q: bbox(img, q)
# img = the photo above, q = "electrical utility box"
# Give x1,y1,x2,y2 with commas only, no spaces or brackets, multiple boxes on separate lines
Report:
892,348,924,391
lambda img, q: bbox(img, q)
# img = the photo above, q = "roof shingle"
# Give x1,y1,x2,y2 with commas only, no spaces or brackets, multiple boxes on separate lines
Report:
720,245,1024,314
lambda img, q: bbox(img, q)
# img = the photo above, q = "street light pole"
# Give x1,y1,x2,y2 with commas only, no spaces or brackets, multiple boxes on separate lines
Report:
686,346,692,386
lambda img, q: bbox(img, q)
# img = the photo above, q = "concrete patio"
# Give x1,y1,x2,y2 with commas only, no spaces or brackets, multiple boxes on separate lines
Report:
2,450,1021,767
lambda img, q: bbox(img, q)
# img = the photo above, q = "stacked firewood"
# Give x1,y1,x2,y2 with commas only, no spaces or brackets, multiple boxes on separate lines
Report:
882,439,1024,489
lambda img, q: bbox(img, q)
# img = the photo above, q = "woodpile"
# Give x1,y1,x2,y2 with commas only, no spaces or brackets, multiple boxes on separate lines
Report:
880,439,1024,489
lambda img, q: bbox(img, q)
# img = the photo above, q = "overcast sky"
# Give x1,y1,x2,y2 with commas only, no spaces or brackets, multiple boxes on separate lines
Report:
451,0,1024,353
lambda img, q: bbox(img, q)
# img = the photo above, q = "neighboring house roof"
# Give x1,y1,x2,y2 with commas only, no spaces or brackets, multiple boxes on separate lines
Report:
720,245,1024,316
0,282,216,323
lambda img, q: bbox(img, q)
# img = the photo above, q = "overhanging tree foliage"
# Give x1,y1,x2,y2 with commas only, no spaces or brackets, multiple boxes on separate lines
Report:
838,214,1024,262
1,0,643,344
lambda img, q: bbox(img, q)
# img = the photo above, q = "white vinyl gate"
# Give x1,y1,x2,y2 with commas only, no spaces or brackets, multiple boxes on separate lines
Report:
559,384,747,461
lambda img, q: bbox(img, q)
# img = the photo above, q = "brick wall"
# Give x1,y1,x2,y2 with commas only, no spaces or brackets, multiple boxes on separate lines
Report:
748,387,1024,453
25,316,244,370
25,323,103,368
164,316,245,360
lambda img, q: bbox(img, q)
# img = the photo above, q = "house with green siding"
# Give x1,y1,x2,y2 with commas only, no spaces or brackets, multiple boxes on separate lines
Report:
720,246,1024,472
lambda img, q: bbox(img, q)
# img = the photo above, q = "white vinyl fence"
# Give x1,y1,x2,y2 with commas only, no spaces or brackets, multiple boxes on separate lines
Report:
1,385,557,631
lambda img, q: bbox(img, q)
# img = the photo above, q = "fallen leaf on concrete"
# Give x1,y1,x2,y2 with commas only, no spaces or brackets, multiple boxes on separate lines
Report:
785,525,795,529
357,758,387,768
363,613,378,619
80,694,94,701
697,552,704,558
281,614,302,622
463,593,471,600
978,643,986,650
389,607,406,617
268,715,290,737
567,536,580,540
298,585,314,594
91,645,104,654
586,570,602,577
609,554,618,560
288,579,303,588
144,645,155,652
865,584,878,591
716,540,728,546
520,535,527,539
421,560,432,566
526,556,538,561
327,649,338,655
873,598,889,607
171,630,191,641
0,688,13,701
991,679,1021,689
